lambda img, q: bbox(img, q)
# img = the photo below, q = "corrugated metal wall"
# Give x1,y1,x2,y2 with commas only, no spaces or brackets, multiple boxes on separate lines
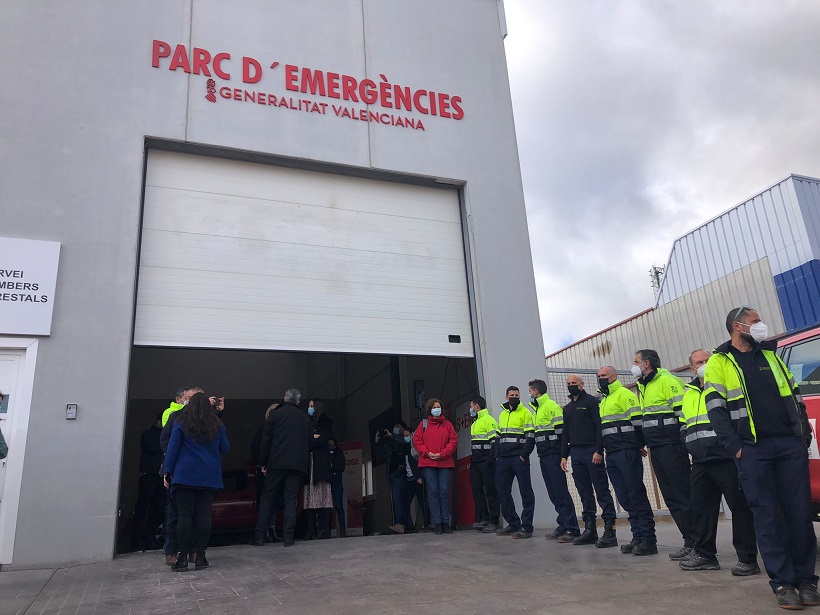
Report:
775,260,820,331
656,176,814,306
547,258,785,371
795,177,820,261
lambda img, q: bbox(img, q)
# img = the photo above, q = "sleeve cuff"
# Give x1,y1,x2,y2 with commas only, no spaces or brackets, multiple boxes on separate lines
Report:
727,438,744,457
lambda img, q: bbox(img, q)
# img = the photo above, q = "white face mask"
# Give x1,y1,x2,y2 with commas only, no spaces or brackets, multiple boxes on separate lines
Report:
630,365,643,378
749,322,768,342
431,408,442,417
696,365,706,379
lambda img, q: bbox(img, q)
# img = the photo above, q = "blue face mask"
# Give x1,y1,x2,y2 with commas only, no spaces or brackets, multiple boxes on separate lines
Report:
469,408,477,418
308,407,315,417
431,408,442,417
404,436,411,443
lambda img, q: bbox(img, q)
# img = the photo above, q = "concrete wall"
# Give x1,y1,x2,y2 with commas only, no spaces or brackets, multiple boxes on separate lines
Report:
0,0,545,567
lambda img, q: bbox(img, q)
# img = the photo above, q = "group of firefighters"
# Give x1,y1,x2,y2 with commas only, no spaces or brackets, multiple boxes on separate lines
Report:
468,306,818,611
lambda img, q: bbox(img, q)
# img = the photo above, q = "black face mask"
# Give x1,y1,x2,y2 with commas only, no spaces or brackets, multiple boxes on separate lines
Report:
567,385,581,397
508,398,520,409
598,378,610,394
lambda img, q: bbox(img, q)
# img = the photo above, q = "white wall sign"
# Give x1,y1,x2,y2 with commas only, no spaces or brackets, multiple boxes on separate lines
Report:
0,238,61,336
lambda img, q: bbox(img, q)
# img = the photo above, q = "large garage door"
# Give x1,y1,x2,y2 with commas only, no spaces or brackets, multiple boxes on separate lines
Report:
134,151,474,357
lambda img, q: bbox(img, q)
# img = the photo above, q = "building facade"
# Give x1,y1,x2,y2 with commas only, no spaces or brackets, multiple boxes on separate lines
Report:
0,1,548,568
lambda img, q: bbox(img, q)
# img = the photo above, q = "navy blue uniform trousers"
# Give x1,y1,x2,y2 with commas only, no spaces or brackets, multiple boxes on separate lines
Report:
605,448,656,543
736,436,818,591
570,445,616,522
538,453,579,533
495,455,535,533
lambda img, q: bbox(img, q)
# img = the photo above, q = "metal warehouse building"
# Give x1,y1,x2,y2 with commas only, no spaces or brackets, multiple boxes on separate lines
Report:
547,174,820,373
0,1,551,569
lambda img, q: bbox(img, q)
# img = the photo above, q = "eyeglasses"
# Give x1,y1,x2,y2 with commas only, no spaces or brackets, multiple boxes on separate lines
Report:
733,305,754,320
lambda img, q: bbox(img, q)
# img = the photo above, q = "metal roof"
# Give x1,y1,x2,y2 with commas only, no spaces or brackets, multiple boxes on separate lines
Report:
655,174,820,307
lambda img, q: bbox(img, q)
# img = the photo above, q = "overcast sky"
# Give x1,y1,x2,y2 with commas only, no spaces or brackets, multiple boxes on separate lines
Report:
503,1,820,355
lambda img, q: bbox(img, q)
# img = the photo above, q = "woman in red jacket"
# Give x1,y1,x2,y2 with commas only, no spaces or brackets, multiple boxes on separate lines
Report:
413,398,458,535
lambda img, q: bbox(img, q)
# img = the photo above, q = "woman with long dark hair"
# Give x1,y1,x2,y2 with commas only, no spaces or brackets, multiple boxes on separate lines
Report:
164,392,230,571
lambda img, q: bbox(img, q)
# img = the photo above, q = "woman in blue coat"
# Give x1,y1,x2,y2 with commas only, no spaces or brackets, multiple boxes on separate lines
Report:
164,392,230,571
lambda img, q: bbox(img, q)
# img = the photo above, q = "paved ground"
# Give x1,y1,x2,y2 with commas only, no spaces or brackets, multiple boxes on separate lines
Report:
0,519,815,615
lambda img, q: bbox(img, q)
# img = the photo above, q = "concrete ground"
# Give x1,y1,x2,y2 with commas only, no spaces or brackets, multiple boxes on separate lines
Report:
1,519,815,615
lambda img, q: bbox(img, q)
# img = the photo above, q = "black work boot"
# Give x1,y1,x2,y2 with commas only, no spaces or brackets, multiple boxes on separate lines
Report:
194,549,209,570
572,518,598,546
595,520,617,548
171,551,189,572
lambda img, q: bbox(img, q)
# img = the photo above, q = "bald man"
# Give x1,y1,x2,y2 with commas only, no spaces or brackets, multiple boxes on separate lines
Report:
680,349,758,575
598,366,656,556
560,374,617,546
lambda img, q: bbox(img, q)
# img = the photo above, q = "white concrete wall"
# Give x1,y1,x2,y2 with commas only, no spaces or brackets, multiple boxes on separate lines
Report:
0,0,545,566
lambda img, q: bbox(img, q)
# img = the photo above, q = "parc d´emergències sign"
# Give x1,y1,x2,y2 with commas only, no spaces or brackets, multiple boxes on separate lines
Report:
0,237,61,336
151,40,464,132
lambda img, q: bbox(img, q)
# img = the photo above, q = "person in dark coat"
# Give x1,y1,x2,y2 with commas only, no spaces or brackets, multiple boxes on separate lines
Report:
401,428,426,533
131,413,166,551
328,437,347,537
304,399,334,540
164,393,230,571
250,388,311,548
375,420,412,533
251,403,282,541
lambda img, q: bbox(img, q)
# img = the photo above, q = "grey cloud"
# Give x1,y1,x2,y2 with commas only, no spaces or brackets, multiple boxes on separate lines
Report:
505,1,820,354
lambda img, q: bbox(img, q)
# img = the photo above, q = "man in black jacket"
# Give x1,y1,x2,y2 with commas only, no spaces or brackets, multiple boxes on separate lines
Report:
250,388,311,548
560,374,617,546
131,413,165,551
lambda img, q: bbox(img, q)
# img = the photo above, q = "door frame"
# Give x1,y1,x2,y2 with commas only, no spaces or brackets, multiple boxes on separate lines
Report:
0,337,38,565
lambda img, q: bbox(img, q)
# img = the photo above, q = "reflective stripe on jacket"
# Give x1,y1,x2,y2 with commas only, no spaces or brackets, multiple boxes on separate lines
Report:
599,380,643,453
681,381,728,462
704,340,811,457
497,403,535,458
636,368,685,447
531,394,563,456
470,408,499,463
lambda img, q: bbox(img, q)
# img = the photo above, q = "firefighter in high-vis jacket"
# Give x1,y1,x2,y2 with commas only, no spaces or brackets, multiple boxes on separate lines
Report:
679,349,759,575
494,385,536,539
632,349,694,561
704,306,818,610
597,365,656,555
529,378,580,542
468,395,500,533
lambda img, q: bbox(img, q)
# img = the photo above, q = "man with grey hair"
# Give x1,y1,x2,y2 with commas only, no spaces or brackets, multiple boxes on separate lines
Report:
251,388,311,548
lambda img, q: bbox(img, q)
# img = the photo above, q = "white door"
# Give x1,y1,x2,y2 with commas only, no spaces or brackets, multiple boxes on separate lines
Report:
134,151,474,357
0,351,22,558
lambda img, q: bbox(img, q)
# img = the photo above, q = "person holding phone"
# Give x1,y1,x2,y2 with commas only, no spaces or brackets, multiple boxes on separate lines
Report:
164,392,230,572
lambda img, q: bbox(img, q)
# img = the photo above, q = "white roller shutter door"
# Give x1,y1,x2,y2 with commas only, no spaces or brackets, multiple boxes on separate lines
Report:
134,151,474,357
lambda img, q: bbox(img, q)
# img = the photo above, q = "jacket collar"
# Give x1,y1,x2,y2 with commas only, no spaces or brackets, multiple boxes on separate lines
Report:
600,379,622,397
638,368,658,386
477,408,490,418
715,338,777,355
567,389,592,402
428,414,446,424
685,380,704,392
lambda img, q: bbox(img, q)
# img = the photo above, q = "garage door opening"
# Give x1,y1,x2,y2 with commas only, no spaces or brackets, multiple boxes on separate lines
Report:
116,347,479,553
116,147,481,553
